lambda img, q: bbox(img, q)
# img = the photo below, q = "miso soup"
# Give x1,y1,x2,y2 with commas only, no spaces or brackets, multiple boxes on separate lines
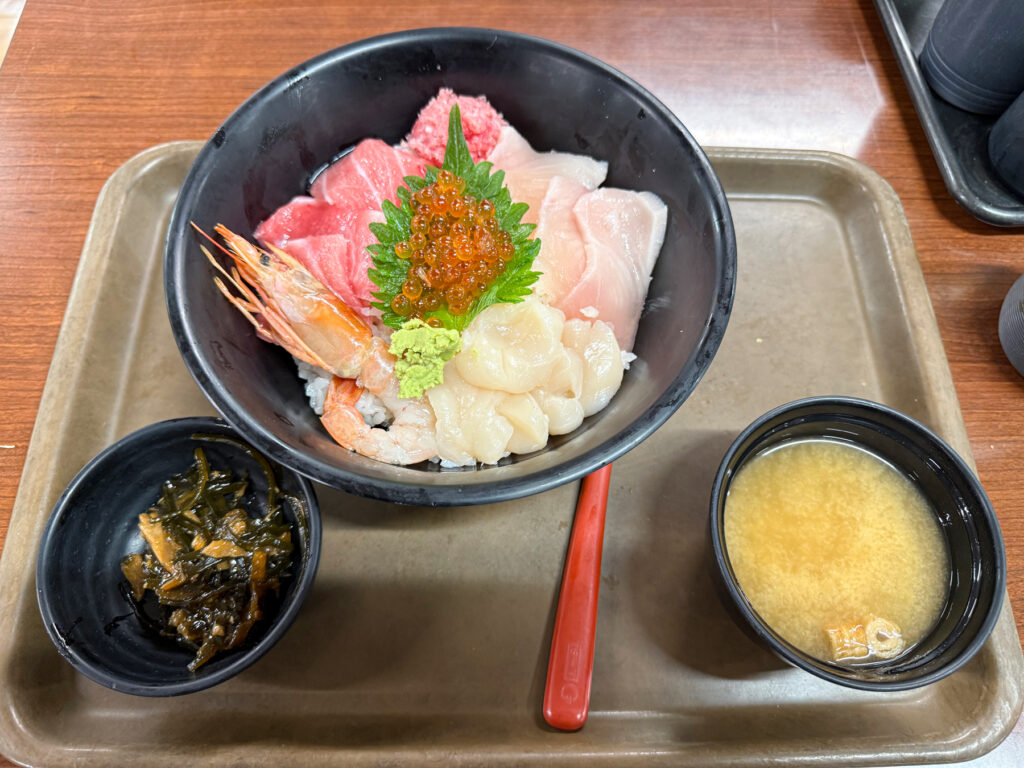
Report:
724,438,950,663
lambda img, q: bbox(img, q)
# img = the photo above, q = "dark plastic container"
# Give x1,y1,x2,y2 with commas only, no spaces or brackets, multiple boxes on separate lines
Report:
36,417,322,696
709,397,1005,691
920,0,1024,115
989,90,1024,200
872,0,1024,226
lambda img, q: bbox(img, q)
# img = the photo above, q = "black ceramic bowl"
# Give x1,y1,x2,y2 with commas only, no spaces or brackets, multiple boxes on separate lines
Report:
164,27,736,506
709,397,1005,691
36,417,321,696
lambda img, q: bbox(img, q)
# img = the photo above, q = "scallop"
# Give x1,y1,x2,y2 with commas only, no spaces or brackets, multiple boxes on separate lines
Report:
562,319,624,416
497,393,549,454
427,307,626,464
531,348,585,435
533,390,585,435
427,363,513,466
455,301,566,393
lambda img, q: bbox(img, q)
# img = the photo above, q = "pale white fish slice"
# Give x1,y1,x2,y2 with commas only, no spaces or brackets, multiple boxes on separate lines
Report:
557,236,645,351
488,126,608,224
559,188,668,351
533,175,590,305
573,188,667,279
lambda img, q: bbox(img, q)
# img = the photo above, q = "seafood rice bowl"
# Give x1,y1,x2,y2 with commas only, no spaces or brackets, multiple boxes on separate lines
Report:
164,27,736,505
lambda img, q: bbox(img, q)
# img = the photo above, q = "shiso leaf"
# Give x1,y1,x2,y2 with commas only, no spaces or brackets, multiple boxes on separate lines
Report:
369,105,541,331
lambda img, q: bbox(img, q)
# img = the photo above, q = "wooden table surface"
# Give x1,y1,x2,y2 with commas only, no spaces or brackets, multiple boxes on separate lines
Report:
1,0,1022,765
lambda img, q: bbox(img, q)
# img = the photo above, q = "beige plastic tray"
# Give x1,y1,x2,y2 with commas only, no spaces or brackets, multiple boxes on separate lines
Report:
0,142,1020,767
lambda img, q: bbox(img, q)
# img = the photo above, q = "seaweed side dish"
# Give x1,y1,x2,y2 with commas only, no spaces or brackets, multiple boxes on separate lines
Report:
120,434,300,671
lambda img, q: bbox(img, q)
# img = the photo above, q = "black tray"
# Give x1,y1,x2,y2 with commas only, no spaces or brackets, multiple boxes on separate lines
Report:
873,0,1024,227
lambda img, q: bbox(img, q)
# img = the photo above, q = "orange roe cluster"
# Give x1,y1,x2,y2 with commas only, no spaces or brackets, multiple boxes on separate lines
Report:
390,170,515,324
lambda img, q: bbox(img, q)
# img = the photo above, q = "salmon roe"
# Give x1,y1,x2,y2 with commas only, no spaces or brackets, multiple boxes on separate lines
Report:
390,170,515,321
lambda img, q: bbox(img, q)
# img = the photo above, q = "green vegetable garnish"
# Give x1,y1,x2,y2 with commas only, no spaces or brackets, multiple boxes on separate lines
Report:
368,105,541,331
388,319,462,398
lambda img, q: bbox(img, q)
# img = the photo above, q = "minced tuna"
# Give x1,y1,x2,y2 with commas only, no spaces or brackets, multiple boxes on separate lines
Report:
403,88,507,166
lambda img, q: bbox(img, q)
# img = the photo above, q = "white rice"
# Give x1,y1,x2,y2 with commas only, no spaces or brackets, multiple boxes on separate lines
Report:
429,452,511,469
355,390,391,427
436,457,469,468
294,359,332,415
293,357,392,426
621,351,637,370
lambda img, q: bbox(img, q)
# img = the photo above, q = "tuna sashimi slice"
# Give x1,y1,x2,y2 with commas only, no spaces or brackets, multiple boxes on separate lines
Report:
270,209,384,319
257,137,422,320
404,88,508,167
532,176,589,306
555,189,668,351
487,126,608,224
310,139,424,210
255,196,363,246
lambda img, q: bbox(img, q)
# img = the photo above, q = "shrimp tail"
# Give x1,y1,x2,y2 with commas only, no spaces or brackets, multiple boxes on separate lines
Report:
321,378,365,451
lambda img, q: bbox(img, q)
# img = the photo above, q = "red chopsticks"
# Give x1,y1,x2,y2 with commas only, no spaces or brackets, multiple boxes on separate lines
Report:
542,463,613,731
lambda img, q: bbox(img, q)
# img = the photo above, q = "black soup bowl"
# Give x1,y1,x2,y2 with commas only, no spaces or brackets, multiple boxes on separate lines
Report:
165,27,737,506
36,417,322,696
709,397,1005,691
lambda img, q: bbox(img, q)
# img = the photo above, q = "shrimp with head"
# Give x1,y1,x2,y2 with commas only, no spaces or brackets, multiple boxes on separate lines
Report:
197,224,437,465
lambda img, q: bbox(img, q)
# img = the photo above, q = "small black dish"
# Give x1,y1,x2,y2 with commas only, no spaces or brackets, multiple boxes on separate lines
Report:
164,27,736,506
36,417,322,696
709,397,1005,691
